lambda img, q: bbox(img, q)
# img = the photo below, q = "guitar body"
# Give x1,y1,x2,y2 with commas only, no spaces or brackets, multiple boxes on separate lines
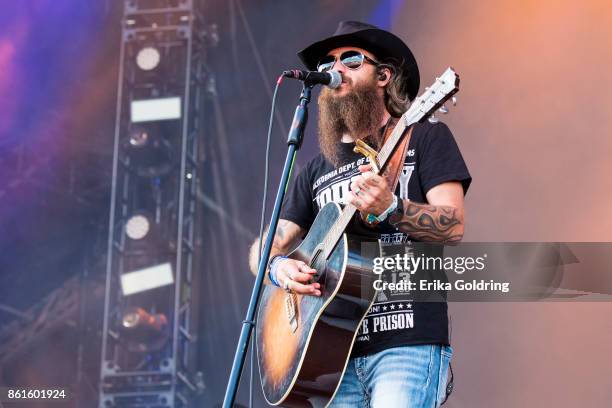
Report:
256,202,380,407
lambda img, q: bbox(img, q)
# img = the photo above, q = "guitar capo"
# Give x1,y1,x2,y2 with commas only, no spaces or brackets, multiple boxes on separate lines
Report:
353,139,380,173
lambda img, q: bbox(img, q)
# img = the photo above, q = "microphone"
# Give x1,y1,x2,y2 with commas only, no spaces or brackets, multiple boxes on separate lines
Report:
282,69,342,89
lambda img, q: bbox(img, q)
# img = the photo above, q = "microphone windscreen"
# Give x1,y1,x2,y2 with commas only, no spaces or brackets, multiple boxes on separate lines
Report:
327,70,342,89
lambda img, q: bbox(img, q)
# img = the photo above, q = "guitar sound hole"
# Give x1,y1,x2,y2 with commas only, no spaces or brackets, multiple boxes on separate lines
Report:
310,247,327,284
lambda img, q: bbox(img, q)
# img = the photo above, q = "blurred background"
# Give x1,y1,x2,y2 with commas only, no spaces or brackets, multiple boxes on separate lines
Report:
0,0,611,407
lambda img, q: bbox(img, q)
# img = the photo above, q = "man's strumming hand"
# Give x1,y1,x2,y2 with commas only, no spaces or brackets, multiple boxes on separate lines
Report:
274,258,322,297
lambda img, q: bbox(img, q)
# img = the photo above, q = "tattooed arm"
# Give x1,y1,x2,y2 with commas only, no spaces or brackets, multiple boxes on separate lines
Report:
248,219,305,275
248,220,321,296
349,165,465,244
390,181,465,243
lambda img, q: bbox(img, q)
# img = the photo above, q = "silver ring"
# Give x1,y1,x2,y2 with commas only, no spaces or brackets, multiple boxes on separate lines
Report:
283,279,292,293
355,187,361,196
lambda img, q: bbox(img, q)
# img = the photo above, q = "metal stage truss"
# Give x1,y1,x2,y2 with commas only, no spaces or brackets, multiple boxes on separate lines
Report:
99,1,213,407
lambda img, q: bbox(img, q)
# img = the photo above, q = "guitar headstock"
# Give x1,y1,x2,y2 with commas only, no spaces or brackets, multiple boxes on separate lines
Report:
403,67,460,125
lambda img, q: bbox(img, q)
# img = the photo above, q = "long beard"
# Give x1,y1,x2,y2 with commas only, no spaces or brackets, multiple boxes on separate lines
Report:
317,77,385,166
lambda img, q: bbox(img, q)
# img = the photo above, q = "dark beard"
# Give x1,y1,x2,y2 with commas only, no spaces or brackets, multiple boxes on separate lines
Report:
317,77,385,166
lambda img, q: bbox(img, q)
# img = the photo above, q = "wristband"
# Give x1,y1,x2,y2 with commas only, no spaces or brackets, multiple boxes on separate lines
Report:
268,255,287,287
365,194,398,224
388,196,405,226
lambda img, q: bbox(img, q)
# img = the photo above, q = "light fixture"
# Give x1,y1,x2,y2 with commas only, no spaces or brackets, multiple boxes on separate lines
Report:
120,262,174,296
126,124,175,177
135,46,161,71
129,129,149,147
120,307,169,352
130,97,181,123
125,214,151,240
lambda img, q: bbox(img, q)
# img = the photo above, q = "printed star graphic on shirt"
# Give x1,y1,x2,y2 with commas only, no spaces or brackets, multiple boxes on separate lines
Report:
390,304,396,310
382,306,387,311
405,303,412,309
398,303,404,309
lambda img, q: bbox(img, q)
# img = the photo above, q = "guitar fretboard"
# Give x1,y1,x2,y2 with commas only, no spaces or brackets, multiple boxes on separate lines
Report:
321,118,411,259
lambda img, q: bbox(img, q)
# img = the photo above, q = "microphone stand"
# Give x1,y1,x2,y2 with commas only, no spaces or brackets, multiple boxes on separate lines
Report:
223,83,313,408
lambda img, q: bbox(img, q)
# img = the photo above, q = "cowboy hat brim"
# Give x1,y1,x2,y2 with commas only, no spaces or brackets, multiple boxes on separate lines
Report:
298,23,420,100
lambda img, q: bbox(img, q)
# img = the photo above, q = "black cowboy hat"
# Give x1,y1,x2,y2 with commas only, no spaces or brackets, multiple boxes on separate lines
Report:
298,20,420,101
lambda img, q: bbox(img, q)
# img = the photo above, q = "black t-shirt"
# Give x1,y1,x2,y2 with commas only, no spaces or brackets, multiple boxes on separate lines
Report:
280,121,471,356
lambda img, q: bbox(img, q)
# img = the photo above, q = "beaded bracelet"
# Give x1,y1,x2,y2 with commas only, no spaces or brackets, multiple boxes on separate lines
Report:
268,255,287,287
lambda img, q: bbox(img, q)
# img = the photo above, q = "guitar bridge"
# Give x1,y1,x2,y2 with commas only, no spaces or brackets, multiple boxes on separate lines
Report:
284,293,299,333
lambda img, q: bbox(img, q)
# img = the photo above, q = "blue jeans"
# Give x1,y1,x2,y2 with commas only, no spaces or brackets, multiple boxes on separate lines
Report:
328,344,453,408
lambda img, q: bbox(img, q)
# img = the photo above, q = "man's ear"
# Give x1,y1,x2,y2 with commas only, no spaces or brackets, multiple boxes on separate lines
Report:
377,66,392,87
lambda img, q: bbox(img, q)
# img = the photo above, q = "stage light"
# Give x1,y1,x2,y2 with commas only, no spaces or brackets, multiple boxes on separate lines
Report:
125,214,151,240
126,124,175,177
136,46,161,71
120,307,169,352
120,262,174,296
122,307,166,332
129,129,149,147
131,97,181,123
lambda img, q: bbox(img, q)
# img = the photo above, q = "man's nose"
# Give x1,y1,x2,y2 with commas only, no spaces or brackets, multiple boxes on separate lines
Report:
330,57,346,74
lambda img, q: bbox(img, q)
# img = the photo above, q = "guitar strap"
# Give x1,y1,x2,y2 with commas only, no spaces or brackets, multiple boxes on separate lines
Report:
380,116,414,193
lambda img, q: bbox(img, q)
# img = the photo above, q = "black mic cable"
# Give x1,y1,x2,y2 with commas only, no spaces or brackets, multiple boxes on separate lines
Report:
250,73,284,408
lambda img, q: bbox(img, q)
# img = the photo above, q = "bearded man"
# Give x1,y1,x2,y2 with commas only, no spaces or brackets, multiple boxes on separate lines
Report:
249,21,471,407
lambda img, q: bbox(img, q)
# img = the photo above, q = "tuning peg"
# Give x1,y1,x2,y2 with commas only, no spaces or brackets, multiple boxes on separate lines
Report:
428,115,439,124
438,105,449,114
452,96,458,106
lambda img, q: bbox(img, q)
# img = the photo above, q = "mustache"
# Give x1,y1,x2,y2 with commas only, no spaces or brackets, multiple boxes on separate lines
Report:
339,75,351,85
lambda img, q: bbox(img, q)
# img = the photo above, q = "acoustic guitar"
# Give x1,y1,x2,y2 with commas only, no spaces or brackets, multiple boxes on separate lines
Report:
256,68,460,407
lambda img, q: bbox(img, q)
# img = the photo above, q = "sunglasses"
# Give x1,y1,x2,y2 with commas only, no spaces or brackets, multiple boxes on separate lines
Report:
316,50,381,73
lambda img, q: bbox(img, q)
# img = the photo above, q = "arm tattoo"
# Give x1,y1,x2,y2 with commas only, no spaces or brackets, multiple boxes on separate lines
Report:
272,220,304,251
250,220,303,275
275,223,286,240
393,201,463,243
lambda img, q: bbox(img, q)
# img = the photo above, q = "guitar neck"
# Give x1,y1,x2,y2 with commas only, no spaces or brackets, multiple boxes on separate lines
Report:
321,120,411,259
376,113,413,169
